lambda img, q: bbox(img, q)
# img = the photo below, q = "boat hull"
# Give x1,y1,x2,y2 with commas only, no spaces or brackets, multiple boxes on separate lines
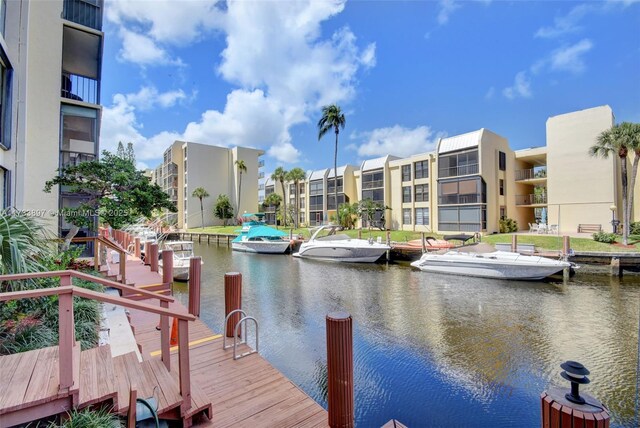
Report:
232,241,290,254
294,243,389,263
410,251,571,280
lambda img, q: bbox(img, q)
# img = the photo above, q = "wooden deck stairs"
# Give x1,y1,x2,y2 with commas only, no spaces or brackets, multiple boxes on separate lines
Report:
0,344,211,427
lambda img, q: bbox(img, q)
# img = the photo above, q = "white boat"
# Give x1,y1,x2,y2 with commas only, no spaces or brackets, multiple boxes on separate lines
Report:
293,225,390,263
231,214,291,254
158,241,202,281
410,244,571,280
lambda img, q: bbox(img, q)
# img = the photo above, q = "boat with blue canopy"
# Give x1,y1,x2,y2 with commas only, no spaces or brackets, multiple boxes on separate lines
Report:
231,213,291,254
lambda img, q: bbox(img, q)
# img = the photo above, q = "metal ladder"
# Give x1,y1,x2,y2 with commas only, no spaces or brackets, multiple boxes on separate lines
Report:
223,309,259,360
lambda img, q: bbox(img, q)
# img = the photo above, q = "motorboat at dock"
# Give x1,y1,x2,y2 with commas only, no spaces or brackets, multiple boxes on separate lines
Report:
293,225,390,263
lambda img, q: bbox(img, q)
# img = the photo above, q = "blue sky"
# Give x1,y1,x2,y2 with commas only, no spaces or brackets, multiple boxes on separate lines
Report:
100,0,640,173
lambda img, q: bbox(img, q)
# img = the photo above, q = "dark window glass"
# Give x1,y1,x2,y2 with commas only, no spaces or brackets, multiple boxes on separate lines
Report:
499,179,504,196
415,208,429,225
499,151,506,171
402,186,411,203
402,208,411,225
402,165,411,182
415,184,429,202
414,160,429,179
0,55,12,150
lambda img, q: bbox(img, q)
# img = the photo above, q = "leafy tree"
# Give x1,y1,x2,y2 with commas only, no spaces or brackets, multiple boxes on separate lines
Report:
318,104,345,224
214,194,234,226
286,168,306,228
590,122,640,244
337,202,359,229
44,150,176,245
191,187,210,229
271,167,288,227
235,159,247,221
263,193,282,227
357,198,390,232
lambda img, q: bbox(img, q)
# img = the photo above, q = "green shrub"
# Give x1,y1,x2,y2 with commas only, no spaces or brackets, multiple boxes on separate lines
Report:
499,217,518,233
630,222,640,235
0,316,56,354
49,408,123,428
592,231,617,243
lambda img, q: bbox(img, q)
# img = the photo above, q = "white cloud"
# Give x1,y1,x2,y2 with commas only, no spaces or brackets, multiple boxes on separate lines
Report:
549,39,593,74
534,4,593,39
352,125,442,158
117,28,181,67
437,0,461,25
103,0,376,165
485,86,495,100
502,71,532,100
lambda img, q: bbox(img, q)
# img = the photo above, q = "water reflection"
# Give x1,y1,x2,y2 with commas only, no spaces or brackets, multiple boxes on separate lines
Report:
172,243,640,427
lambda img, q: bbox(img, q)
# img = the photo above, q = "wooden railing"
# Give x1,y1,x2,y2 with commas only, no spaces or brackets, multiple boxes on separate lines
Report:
0,271,194,413
72,236,127,284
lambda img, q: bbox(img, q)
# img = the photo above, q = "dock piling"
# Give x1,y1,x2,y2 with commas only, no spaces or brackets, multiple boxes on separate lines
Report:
326,311,354,428
149,243,159,273
224,272,242,337
610,257,622,277
421,232,426,253
143,242,150,266
511,234,517,253
358,229,362,239
134,237,141,259
162,249,173,285
188,257,202,317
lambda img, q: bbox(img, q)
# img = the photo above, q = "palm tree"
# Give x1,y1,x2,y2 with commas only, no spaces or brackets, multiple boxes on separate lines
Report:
318,104,346,224
589,122,639,244
286,168,306,228
191,187,210,229
263,193,282,227
624,123,640,237
271,167,288,227
235,160,247,221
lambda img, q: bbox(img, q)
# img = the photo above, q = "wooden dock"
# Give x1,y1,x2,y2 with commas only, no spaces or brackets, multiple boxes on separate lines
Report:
121,245,328,427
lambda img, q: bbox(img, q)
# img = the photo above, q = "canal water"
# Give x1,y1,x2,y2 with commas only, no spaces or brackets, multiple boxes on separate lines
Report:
172,243,640,427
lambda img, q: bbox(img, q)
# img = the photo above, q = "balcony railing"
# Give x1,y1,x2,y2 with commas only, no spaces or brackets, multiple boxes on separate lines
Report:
439,193,483,205
63,0,103,31
515,168,547,181
258,160,265,168
258,172,265,179
516,193,547,206
439,163,479,178
327,186,344,194
362,180,384,190
61,73,99,105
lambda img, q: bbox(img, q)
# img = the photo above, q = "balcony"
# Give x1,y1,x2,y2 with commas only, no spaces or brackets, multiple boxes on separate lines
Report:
362,180,383,190
258,172,265,179
439,164,479,178
516,193,547,206
515,168,547,181
62,26,101,105
439,193,484,205
63,0,103,31
258,160,265,168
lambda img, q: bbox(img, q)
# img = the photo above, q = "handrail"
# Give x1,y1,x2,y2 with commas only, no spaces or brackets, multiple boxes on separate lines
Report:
0,270,174,303
72,236,127,284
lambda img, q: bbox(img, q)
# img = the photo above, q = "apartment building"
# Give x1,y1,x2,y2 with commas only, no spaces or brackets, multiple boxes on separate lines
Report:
354,156,399,229
2,0,104,236
155,141,264,229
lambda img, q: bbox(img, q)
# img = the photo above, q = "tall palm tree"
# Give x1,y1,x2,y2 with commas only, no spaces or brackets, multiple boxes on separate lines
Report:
590,122,638,244
263,193,282,228
623,123,640,236
235,160,247,220
286,168,306,228
271,167,288,227
191,187,209,229
318,104,346,224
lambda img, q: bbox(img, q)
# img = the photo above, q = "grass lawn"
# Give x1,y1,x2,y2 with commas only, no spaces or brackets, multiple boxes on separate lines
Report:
187,226,640,252
482,234,640,252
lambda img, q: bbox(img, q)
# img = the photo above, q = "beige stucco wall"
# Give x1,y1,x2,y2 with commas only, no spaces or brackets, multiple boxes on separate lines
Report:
546,105,615,233
231,146,263,217
388,153,435,232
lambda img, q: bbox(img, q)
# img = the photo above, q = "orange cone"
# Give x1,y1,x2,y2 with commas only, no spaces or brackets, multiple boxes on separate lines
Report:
170,317,179,346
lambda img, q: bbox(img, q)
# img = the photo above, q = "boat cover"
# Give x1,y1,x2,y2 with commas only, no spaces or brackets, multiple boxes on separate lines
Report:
246,226,287,238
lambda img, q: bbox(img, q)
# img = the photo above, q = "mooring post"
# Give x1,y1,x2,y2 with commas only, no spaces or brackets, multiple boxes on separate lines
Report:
511,234,517,253
224,272,242,337
134,237,141,259
541,361,609,428
562,236,571,280
358,229,362,239
149,243,159,273
326,311,354,428
143,242,150,266
421,232,427,253
610,257,622,277
188,257,202,317
162,249,173,285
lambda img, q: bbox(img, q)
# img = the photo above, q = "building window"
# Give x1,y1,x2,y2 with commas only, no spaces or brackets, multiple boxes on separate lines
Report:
414,160,428,179
438,177,486,205
362,169,384,203
0,166,10,209
0,54,12,150
0,0,6,36
402,186,411,203
402,165,411,182
415,184,429,202
439,149,479,178
309,180,323,195
438,205,486,232
415,208,429,226
403,208,411,225
500,206,506,219
499,151,506,171
499,179,504,196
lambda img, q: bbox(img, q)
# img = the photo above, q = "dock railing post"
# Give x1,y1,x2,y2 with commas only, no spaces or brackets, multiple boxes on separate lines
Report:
160,300,170,370
58,275,75,391
224,272,242,337
358,229,362,239
511,234,517,253
144,242,151,266
562,235,570,256
134,237,141,259
188,257,202,317
149,243,159,273
162,249,173,285
421,232,426,253
326,311,354,428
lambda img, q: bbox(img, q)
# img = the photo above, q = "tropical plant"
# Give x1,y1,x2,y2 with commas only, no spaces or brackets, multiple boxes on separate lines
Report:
286,168,306,228
271,167,288,227
499,217,518,233
49,407,124,427
191,187,210,229
44,150,176,244
592,231,617,244
214,194,234,226
631,221,640,235
263,193,282,226
337,202,359,229
357,199,389,232
589,122,640,245
235,160,247,221
318,104,346,224
0,211,49,275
